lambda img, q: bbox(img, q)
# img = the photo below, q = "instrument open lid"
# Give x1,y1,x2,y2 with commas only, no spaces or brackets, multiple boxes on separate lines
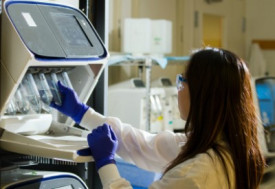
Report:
0,0,108,162
0,115,93,162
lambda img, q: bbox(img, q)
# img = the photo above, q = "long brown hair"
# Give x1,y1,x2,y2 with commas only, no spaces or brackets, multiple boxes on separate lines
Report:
164,48,265,189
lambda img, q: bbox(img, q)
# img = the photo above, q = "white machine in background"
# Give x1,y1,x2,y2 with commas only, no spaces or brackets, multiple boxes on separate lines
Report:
0,0,108,162
1,168,88,189
152,77,186,132
108,78,166,133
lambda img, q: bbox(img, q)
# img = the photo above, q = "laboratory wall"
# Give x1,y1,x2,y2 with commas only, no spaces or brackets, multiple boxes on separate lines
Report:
107,0,247,85
245,0,275,76
192,0,246,57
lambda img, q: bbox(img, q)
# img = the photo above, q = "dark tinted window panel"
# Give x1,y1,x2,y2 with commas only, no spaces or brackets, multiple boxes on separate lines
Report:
7,2,106,59
38,4,105,58
51,13,92,47
7,3,66,58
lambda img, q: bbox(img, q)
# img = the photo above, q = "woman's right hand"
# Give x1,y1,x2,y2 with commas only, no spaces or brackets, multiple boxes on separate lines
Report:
50,81,89,124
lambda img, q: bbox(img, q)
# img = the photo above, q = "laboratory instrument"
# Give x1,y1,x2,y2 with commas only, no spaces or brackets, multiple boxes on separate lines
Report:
152,77,186,132
252,76,275,189
0,0,108,162
1,167,88,189
253,77,275,154
108,78,165,133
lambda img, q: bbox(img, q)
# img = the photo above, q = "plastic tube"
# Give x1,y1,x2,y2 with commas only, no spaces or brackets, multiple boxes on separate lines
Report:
21,73,41,114
5,98,17,115
46,72,62,106
61,71,73,89
33,73,53,113
14,85,30,114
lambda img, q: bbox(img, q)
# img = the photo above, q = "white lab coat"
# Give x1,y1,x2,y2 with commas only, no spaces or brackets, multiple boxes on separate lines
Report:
80,108,235,189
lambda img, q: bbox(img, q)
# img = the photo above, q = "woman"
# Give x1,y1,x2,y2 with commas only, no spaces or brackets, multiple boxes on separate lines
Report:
51,48,265,189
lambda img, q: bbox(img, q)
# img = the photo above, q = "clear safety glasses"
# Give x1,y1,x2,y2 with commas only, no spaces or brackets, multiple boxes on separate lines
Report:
176,74,187,91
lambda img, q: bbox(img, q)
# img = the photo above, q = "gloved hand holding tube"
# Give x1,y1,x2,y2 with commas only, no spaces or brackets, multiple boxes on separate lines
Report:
50,81,89,124
51,81,118,170
87,123,118,170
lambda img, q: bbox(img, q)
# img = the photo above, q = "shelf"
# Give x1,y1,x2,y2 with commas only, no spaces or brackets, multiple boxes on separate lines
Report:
108,53,190,69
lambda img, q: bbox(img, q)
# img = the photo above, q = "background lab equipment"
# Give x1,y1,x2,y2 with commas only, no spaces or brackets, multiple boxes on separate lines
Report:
1,167,88,189
108,78,166,133
151,77,186,132
253,77,275,189
255,77,275,152
0,0,108,187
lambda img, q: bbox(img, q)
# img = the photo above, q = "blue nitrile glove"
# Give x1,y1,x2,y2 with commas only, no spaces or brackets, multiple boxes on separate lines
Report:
50,81,89,124
87,123,118,171
77,147,92,156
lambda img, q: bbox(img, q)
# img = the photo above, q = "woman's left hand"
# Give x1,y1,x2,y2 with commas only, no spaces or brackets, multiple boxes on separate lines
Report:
87,123,118,170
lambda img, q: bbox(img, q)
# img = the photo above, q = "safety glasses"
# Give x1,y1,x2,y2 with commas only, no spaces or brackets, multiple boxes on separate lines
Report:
176,74,187,91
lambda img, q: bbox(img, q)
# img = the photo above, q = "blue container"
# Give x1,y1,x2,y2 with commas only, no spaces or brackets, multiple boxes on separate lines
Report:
256,77,275,151
256,82,275,127
116,158,161,188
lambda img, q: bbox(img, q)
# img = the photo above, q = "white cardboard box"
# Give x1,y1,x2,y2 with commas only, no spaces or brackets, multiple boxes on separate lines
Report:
122,18,172,54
